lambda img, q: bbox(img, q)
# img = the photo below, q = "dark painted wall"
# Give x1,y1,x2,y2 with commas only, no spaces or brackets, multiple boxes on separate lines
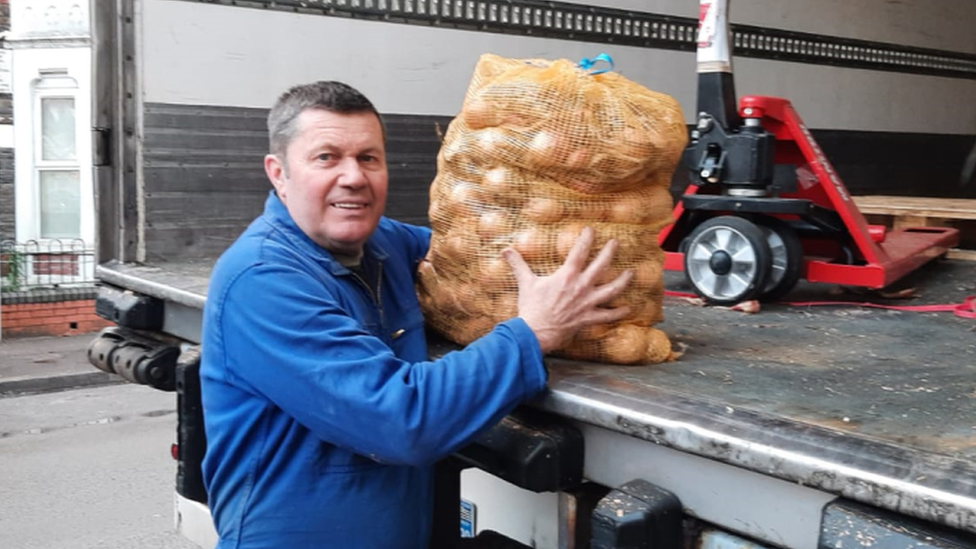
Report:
814,130,976,199
141,103,449,262
0,144,14,243
0,0,14,243
141,103,976,263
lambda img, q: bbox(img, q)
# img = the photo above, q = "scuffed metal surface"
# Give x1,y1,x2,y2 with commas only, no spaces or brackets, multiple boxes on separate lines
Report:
100,256,976,534
536,261,976,533
821,500,976,548
97,261,211,309
698,528,771,549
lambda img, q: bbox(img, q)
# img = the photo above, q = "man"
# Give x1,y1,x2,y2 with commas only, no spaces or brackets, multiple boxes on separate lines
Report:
200,81,632,548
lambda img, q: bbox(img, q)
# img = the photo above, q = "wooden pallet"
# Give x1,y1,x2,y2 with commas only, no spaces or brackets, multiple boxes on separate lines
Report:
853,196,976,261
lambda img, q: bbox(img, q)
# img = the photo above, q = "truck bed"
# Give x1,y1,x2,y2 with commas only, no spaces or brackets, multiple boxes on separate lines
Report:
96,258,976,532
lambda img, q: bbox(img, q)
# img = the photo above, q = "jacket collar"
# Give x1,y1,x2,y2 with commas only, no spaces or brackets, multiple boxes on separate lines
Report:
262,190,389,275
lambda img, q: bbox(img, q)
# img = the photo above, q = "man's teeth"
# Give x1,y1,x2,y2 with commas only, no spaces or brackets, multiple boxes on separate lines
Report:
333,203,366,209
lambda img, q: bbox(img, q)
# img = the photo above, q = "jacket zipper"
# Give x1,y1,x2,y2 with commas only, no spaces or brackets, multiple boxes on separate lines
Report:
349,263,386,341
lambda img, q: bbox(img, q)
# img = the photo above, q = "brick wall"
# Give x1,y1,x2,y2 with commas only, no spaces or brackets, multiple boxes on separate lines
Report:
1,299,113,338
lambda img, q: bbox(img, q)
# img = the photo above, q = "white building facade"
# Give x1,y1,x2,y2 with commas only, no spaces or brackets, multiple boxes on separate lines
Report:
8,0,93,249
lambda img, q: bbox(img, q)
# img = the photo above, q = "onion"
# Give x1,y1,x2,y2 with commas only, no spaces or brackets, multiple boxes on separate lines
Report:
563,176,600,194
512,225,550,260
478,128,507,157
565,148,592,170
730,300,761,314
417,288,435,314
450,282,486,316
527,131,561,167
482,255,512,278
417,258,437,280
464,97,498,129
632,298,664,326
477,210,510,238
447,182,478,217
415,262,439,313
483,167,515,196
619,126,655,159
484,167,507,185
494,295,518,319
576,202,606,222
441,137,465,163
428,199,445,223
523,197,565,223
480,256,516,291
435,234,468,266
606,199,649,225
632,260,663,291
601,324,647,365
643,328,673,363
426,282,463,317
555,223,586,258
633,228,661,250
576,323,612,341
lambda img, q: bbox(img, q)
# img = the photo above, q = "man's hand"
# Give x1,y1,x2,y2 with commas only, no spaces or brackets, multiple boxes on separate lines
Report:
504,227,633,354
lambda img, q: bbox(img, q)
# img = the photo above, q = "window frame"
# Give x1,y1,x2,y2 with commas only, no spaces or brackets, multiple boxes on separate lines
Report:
32,75,83,242
12,66,95,288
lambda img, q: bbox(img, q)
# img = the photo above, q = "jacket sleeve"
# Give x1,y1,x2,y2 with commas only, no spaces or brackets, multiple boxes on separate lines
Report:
382,218,431,266
215,262,546,467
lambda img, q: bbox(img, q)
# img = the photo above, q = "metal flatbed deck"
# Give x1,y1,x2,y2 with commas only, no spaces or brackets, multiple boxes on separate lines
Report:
96,258,976,533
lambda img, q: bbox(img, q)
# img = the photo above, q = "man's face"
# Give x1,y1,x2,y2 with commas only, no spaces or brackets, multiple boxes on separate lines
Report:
265,109,388,256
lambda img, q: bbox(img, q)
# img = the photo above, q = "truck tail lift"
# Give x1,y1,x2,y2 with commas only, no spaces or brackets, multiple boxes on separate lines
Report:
658,0,960,305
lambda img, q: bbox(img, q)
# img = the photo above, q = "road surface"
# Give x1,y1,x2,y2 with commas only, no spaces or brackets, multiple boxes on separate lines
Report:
0,383,201,549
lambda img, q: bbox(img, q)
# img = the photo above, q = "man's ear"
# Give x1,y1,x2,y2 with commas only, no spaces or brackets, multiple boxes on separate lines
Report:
265,154,287,200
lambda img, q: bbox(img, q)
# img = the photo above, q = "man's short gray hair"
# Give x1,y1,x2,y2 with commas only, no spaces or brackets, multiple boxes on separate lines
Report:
267,81,385,159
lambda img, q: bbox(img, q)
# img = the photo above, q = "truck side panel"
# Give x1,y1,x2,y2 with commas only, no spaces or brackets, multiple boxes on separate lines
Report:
120,0,976,265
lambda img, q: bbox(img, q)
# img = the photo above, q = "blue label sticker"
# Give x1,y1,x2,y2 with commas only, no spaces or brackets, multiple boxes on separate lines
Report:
460,499,476,538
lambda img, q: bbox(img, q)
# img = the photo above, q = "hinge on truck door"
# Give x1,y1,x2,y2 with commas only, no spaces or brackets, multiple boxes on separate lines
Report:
92,127,112,167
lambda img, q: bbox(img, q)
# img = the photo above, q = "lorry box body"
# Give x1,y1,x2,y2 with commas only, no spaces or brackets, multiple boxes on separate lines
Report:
89,1,976,547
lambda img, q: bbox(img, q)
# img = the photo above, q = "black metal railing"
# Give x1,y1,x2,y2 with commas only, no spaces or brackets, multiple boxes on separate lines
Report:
0,239,96,293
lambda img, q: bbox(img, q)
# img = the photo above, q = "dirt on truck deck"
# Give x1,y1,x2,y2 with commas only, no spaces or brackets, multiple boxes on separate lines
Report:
105,255,975,468
100,254,976,529
544,258,976,462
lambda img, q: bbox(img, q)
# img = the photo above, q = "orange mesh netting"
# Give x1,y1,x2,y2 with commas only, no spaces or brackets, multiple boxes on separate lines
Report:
416,53,687,364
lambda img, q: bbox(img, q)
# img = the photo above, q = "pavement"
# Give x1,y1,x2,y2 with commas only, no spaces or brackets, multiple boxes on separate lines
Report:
0,332,123,397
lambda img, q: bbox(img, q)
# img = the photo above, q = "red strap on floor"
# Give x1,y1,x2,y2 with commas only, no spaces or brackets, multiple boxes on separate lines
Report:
664,291,976,319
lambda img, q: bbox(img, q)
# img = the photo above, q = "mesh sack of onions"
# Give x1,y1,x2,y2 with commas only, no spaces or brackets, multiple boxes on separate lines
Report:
416,53,687,365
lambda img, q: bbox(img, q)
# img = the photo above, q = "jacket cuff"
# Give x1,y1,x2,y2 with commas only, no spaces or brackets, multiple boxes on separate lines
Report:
498,317,548,392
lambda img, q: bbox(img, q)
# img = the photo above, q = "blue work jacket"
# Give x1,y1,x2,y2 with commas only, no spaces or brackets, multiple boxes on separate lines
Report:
200,191,547,549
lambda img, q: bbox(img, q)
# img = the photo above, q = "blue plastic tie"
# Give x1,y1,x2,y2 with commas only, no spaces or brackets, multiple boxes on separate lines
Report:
578,53,614,75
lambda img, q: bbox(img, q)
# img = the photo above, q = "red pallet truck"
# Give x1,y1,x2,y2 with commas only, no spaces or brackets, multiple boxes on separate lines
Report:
658,0,960,304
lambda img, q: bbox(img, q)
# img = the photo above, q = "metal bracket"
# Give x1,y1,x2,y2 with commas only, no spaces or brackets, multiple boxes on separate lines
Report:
591,479,683,549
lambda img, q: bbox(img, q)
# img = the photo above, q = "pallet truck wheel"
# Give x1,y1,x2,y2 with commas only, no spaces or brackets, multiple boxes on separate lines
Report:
756,217,804,302
683,216,772,305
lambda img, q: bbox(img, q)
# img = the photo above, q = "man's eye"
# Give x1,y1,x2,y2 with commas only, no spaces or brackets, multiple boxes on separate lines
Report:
317,153,334,162
359,155,378,163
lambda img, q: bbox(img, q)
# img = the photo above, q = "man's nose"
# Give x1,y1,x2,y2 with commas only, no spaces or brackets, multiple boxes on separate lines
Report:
338,157,368,187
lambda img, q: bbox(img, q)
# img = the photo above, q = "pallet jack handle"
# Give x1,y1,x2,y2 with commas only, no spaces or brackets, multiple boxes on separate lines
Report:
696,0,740,132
